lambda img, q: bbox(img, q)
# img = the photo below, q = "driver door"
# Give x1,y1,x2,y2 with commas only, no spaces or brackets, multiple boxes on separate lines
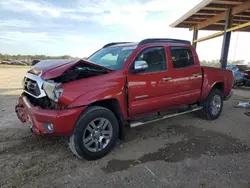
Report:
127,46,171,117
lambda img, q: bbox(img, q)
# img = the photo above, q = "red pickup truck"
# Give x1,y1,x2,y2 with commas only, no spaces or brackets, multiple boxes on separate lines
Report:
15,38,233,160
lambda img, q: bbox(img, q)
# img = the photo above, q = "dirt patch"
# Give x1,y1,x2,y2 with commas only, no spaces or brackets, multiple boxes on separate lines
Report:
103,125,250,173
0,135,72,187
1,68,250,188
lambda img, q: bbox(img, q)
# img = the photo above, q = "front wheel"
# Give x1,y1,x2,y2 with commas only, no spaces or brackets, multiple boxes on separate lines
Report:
69,106,119,160
198,88,223,120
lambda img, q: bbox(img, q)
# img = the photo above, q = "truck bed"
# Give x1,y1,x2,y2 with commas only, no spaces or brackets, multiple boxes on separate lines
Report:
200,66,234,101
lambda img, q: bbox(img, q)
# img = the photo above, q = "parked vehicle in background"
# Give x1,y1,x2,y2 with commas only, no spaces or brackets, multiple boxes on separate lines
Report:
15,38,234,160
226,64,250,87
245,79,250,87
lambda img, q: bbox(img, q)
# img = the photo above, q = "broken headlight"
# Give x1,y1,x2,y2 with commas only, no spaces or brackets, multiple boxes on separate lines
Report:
43,81,64,102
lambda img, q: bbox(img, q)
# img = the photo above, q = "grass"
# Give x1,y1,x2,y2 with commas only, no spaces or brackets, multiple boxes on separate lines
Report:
0,64,31,68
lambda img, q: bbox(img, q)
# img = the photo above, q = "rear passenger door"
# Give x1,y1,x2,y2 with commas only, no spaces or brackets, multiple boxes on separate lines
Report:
168,46,203,105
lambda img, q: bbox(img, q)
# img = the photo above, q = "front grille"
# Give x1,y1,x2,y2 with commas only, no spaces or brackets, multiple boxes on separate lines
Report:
24,77,41,96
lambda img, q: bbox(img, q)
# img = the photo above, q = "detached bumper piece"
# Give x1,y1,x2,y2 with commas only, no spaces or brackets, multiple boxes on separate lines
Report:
15,95,86,136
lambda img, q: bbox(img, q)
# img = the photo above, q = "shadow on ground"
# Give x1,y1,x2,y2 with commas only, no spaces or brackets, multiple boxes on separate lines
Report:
103,125,250,173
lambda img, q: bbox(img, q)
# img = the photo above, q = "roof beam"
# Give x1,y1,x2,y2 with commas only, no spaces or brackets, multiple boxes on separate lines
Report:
202,7,227,11
194,21,250,43
194,12,217,16
234,19,250,22
213,1,242,5
226,20,250,32
190,12,227,30
194,31,224,42
191,0,250,30
234,14,250,18
192,17,209,20
183,21,202,24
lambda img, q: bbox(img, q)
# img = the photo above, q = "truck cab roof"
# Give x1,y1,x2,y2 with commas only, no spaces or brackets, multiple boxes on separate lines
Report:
103,38,191,49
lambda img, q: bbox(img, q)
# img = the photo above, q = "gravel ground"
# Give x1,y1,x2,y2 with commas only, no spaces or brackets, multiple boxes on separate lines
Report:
0,68,250,188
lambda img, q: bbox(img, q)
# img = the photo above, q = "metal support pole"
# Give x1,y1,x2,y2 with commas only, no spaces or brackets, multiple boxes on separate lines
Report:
192,29,198,49
220,8,232,68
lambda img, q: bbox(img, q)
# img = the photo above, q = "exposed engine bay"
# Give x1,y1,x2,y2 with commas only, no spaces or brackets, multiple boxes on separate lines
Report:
24,93,57,109
23,60,109,109
52,62,109,83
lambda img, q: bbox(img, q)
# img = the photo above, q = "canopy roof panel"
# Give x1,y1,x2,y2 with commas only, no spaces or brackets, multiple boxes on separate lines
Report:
170,0,250,31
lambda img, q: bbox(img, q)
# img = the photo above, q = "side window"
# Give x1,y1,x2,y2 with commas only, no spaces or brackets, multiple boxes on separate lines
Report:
170,47,194,69
133,47,167,73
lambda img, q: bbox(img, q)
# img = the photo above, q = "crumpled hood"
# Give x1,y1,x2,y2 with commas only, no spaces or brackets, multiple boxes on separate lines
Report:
33,59,80,73
30,58,111,80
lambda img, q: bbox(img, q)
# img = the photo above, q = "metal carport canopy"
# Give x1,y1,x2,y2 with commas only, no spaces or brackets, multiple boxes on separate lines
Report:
170,0,250,68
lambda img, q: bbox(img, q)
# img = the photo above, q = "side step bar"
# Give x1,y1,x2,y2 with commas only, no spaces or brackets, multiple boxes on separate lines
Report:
130,106,203,128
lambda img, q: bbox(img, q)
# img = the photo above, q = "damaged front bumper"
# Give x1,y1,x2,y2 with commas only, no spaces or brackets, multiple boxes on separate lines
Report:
15,94,86,136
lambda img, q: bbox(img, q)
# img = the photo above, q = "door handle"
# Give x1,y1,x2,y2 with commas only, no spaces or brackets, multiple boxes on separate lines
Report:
162,77,172,81
192,74,199,77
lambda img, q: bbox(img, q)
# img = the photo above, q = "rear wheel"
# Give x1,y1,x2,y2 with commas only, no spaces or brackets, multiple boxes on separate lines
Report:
198,88,223,120
232,80,237,88
69,106,119,160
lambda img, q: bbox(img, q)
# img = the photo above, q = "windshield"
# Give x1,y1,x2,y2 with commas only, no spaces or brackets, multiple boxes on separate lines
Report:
87,46,136,70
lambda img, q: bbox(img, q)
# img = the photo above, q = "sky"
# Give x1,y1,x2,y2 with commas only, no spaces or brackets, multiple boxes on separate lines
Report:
0,0,250,62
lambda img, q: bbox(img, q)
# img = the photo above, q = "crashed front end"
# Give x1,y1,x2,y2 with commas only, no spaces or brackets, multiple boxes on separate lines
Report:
15,59,109,136
15,94,85,136
15,71,86,136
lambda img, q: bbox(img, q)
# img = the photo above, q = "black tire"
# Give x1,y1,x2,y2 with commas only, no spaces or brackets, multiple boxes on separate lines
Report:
232,81,237,88
68,106,119,160
198,88,223,120
245,79,250,87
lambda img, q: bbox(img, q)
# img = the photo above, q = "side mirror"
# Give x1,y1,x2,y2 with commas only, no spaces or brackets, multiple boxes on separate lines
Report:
134,60,148,72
